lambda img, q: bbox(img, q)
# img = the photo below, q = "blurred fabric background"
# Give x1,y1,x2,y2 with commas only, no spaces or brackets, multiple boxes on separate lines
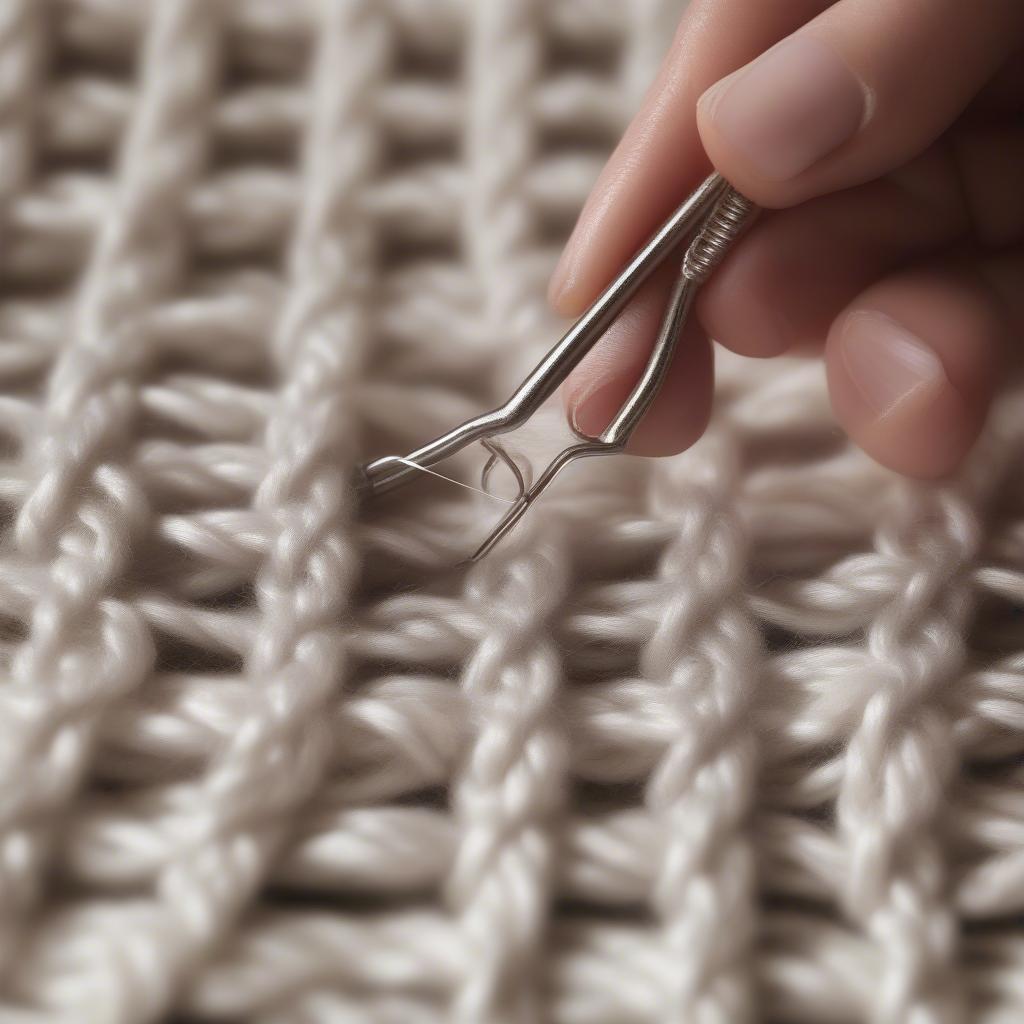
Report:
0,1,1022,1021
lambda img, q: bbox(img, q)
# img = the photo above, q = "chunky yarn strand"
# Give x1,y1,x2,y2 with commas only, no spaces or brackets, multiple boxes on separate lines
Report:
0,0,221,984
447,3,569,1022
643,430,760,1022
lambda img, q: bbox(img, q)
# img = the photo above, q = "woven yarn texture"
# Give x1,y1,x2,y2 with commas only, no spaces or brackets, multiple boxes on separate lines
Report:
1,1,1023,1022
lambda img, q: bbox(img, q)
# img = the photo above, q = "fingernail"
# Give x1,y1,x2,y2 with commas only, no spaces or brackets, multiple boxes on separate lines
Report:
839,311,947,417
699,36,868,182
569,378,618,439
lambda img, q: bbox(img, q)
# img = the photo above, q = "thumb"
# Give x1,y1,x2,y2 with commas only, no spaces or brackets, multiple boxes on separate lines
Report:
696,0,1024,209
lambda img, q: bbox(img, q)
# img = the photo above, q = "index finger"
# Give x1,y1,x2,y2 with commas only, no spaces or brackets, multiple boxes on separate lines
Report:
548,0,828,317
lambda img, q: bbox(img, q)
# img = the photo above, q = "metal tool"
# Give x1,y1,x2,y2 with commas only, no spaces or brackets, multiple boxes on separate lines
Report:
357,172,757,561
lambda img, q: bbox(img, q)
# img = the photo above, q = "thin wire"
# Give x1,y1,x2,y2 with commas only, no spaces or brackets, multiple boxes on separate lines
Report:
388,456,517,504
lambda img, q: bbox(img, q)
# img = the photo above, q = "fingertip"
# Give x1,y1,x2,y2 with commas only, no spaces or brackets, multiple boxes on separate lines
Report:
826,268,1001,478
623,327,714,456
562,271,713,457
827,314,974,478
695,37,862,211
698,0,1024,213
565,325,713,457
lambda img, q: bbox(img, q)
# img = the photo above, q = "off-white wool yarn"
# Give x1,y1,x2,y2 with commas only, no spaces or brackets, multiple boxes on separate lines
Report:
0,1,1022,1022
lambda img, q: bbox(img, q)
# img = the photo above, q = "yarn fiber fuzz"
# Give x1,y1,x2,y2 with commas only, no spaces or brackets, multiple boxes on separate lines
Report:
0,1,1022,1022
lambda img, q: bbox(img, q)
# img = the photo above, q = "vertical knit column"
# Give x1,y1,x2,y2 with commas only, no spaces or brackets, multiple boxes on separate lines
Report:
0,0,220,979
447,2,569,1021
462,0,547,361
642,430,760,1022
150,0,388,1009
0,0,45,222
838,484,978,1023
3,3,388,1020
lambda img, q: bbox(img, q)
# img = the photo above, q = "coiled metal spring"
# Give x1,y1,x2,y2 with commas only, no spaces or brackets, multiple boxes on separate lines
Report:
682,186,757,283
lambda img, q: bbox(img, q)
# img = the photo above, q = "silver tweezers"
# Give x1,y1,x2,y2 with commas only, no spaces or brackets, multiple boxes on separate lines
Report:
357,172,756,561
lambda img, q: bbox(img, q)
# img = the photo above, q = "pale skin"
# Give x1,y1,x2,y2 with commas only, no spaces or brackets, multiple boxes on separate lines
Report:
552,0,1024,477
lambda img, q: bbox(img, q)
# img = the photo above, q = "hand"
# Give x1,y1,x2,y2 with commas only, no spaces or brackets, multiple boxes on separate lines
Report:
550,0,1024,477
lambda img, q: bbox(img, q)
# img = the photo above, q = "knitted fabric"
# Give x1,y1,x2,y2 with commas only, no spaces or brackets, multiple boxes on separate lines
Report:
0,2,1022,1022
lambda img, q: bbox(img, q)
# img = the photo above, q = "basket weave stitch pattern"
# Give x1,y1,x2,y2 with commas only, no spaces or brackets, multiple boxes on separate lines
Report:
0,1,1023,1022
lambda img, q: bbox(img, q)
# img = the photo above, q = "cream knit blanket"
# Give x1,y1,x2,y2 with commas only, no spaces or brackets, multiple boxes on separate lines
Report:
0,1,1022,1022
